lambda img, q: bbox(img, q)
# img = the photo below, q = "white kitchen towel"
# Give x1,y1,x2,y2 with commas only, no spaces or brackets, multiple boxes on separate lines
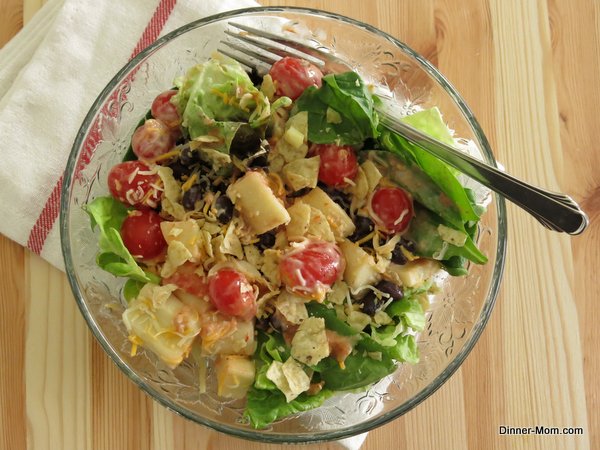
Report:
0,1,368,448
0,0,261,269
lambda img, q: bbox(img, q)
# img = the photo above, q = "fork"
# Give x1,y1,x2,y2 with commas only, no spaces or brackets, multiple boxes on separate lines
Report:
220,22,589,235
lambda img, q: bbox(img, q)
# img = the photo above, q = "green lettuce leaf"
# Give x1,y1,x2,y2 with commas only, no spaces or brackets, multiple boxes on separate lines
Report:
294,71,379,145
244,387,333,429
393,335,419,364
313,353,396,391
367,149,466,230
385,297,426,331
172,54,289,154
404,204,488,266
357,330,420,364
84,196,160,284
252,331,290,391
380,107,481,226
123,278,145,302
306,301,358,336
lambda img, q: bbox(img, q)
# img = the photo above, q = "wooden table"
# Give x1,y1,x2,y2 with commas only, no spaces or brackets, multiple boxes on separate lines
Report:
1,1,597,449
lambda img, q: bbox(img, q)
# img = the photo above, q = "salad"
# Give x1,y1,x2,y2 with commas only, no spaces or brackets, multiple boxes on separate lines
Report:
85,53,487,428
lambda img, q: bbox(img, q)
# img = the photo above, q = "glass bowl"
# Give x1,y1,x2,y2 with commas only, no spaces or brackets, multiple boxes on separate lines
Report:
60,6,506,444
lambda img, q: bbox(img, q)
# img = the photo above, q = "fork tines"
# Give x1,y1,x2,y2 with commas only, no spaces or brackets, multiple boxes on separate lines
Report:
220,22,326,75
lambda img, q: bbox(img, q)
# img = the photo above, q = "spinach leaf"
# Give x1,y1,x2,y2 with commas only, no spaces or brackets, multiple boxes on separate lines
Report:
294,71,379,145
404,205,488,266
314,354,396,391
379,107,481,225
84,196,160,284
306,302,358,336
367,149,465,230
244,387,333,429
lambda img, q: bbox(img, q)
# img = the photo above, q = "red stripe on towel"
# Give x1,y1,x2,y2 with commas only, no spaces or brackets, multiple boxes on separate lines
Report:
27,0,177,255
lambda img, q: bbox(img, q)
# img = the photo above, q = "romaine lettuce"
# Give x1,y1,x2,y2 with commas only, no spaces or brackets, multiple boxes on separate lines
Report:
171,54,290,154
244,386,333,429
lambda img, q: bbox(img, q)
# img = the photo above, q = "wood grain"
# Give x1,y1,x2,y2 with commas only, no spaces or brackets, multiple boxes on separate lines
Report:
0,0,22,47
0,236,26,450
0,0,597,449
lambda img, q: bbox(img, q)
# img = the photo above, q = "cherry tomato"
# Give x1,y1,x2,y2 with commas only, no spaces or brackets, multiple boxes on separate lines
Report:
369,187,414,234
120,209,167,260
163,262,209,298
279,240,344,299
208,268,257,321
151,90,180,129
131,118,174,162
107,160,162,208
269,56,323,100
312,143,359,187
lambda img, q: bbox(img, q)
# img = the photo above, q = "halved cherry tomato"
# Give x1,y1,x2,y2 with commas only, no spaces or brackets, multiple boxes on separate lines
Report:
369,187,414,234
131,118,174,162
279,240,344,299
269,56,323,100
120,209,167,260
151,90,180,129
208,268,257,321
163,262,209,298
107,160,162,208
311,143,358,187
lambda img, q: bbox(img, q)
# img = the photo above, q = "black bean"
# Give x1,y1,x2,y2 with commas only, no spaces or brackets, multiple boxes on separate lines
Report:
167,160,191,180
257,231,276,250
287,187,311,198
254,316,271,331
361,137,380,150
269,313,283,331
214,195,234,224
360,292,379,316
401,237,416,253
212,179,228,194
390,242,408,265
248,153,269,168
319,184,351,213
179,147,202,166
249,68,263,87
197,177,210,192
349,215,374,242
230,125,262,160
182,184,205,211
375,280,403,300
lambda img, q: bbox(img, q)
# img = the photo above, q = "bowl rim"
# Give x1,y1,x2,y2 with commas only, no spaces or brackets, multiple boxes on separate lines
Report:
60,5,507,444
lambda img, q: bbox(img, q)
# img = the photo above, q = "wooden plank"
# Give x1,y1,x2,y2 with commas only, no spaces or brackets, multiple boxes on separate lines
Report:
24,254,91,450
90,339,153,450
0,236,26,450
545,2,600,448
22,0,44,24
488,1,589,448
0,0,23,47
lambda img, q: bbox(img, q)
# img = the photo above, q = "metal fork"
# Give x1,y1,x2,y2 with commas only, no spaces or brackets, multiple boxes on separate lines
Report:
220,22,589,235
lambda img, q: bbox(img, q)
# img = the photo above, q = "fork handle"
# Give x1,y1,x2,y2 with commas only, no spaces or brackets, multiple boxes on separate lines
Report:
379,115,589,235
